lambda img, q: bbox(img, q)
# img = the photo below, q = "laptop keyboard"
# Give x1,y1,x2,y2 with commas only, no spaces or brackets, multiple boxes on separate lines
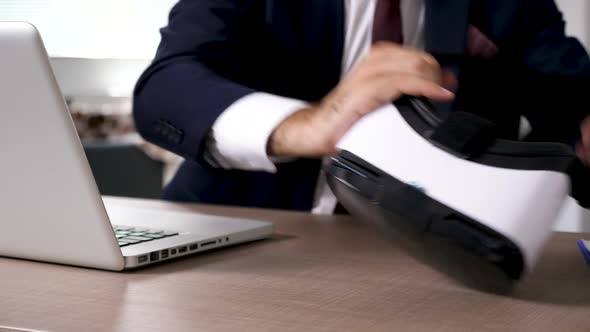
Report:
113,225,179,247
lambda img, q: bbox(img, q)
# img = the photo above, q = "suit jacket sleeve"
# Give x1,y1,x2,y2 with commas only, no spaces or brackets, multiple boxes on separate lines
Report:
132,0,257,163
518,0,590,143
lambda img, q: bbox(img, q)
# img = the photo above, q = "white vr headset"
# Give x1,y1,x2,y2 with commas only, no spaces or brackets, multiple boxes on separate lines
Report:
327,97,589,282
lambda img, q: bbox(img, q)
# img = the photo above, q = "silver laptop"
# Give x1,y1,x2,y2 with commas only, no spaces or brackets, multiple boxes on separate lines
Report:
0,22,273,271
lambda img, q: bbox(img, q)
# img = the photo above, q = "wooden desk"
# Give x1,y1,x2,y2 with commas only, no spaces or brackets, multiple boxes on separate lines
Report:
1,197,589,332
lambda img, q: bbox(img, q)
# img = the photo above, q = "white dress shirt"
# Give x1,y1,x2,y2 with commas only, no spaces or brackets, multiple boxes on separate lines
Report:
208,0,425,214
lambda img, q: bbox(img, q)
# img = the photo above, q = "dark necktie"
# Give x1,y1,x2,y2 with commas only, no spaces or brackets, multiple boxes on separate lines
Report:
372,0,403,44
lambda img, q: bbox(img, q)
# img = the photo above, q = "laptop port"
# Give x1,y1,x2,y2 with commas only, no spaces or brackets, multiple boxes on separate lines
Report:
226,237,229,242
150,251,160,262
170,248,177,255
189,243,199,251
161,249,169,259
178,246,187,253
201,240,216,247
138,255,148,263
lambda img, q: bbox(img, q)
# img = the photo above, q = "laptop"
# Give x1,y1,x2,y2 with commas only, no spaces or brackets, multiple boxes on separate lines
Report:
0,22,273,271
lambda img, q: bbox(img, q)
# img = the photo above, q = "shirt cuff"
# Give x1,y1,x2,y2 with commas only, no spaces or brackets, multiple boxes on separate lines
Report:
208,92,308,172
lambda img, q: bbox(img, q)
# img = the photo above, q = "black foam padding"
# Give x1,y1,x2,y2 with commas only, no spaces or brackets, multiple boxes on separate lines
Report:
429,111,497,158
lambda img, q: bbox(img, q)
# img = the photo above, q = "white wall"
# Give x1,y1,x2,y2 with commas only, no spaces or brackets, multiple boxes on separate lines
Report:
556,0,590,49
0,0,175,96
0,0,177,58
44,1,590,98
552,0,590,233
50,58,150,97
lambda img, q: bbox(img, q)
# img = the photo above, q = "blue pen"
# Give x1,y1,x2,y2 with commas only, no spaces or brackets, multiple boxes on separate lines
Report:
577,240,590,266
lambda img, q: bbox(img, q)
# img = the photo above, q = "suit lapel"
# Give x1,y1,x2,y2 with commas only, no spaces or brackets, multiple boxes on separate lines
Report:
263,0,345,99
424,0,472,58
423,0,472,112
302,0,345,92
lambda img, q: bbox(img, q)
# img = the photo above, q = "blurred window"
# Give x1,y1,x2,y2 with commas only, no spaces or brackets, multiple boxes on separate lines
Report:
0,0,177,58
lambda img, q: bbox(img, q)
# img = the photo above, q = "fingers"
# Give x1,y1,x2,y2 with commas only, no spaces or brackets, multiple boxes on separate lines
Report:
325,73,455,120
324,45,456,132
316,73,455,155
368,74,454,106
270,43,459,159
393,75,454,101
362,42,445,85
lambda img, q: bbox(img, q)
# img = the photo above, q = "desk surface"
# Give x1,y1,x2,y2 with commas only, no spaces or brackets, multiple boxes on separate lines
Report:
1,197,589,332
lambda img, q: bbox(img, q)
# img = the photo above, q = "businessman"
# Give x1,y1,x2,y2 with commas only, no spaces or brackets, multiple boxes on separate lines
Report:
133,0,590,213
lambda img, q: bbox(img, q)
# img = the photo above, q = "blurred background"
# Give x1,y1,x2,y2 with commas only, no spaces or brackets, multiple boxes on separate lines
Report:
0,0,180,200
0,0,588,231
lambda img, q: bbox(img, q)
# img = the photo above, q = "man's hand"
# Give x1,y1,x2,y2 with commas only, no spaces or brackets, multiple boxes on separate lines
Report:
268,42,456,158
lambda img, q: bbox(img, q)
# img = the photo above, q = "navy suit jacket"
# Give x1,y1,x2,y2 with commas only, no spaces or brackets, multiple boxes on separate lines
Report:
133,0,590,211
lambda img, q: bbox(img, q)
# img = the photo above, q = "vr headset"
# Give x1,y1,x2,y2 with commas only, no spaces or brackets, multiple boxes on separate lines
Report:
326,97,589,283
